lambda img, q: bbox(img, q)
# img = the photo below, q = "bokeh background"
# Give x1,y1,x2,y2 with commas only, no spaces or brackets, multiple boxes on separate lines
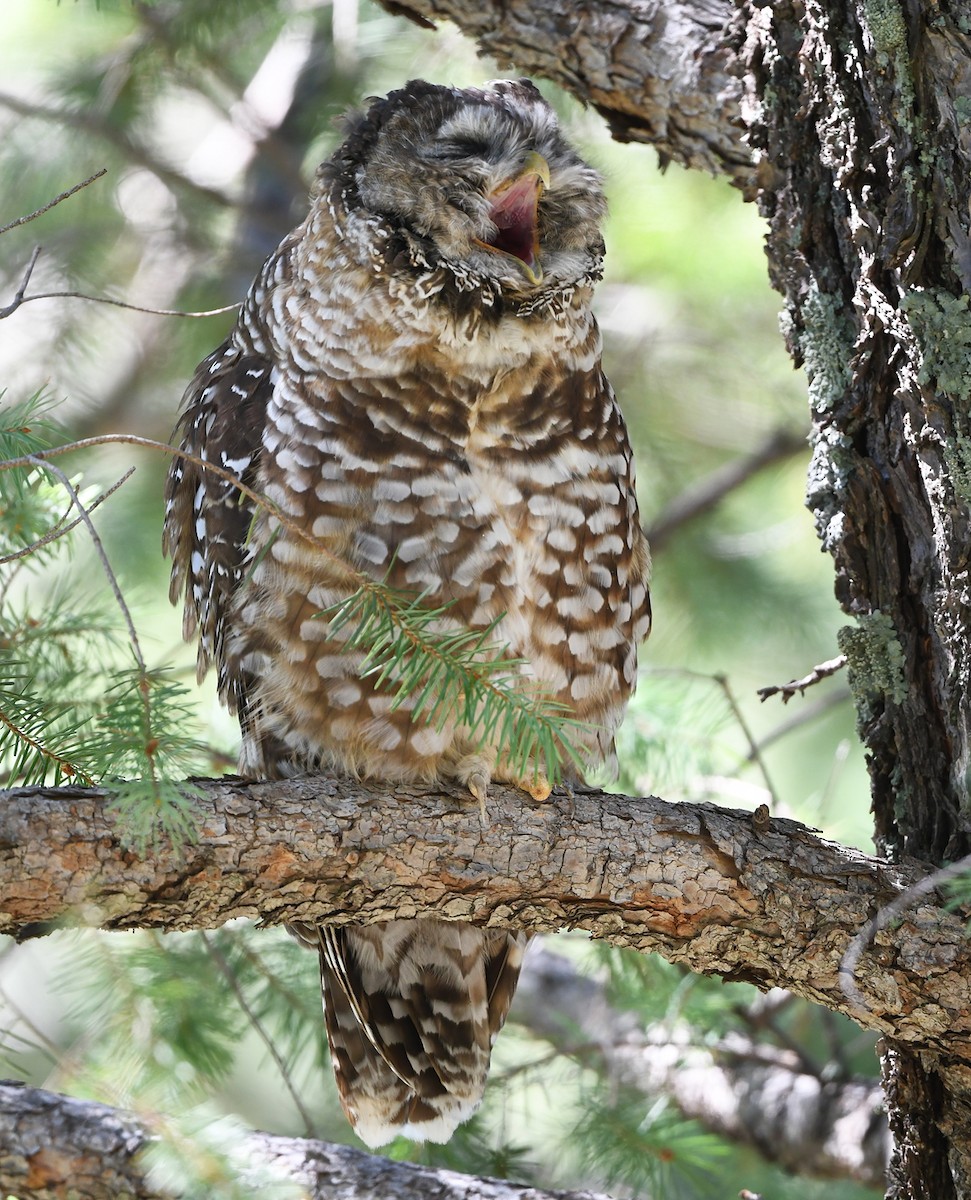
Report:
0,2,880,1197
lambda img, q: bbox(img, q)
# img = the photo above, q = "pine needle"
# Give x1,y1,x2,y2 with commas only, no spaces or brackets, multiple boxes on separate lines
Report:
324,580,586,787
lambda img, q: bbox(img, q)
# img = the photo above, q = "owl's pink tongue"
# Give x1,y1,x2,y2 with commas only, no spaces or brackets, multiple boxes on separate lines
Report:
485,175,542,269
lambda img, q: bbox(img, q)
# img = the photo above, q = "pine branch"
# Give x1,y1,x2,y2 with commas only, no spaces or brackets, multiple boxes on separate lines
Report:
0,688,93,786
0,408,211,842
327,583,583,788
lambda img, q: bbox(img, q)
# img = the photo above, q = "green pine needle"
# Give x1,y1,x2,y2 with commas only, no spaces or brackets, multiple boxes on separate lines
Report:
95,667,209,855
324,580,587,787
571,1091,728,1197
0,668,95,786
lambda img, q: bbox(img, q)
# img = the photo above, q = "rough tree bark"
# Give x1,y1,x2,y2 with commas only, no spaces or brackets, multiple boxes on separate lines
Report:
2,779,970,1055
386,0,754,183
736,4,971,1197
371,1,971,1196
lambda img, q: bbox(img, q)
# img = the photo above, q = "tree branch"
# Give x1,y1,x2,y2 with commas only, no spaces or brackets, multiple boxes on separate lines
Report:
645,428,808,553
376,0,751,185
0,1081,616,1200
514,945,890,1187
2,776,968,1063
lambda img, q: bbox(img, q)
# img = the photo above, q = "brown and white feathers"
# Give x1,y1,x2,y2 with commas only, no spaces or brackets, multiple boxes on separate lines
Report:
163,78,651,1147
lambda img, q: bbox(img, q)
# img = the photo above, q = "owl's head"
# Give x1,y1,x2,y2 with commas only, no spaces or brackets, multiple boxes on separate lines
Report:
323,79,607,300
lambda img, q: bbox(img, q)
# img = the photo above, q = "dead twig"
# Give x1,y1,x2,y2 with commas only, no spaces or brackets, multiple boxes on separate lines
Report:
758,655,847,704
0,246,42,320
0,168,107,237
8,288,240,319
839,852,971,1010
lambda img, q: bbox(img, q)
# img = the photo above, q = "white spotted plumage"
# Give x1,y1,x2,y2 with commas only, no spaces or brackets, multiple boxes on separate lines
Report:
164,78,650,1147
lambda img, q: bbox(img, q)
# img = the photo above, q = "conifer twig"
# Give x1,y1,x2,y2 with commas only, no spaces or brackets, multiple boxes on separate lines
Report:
0,705,92,785
0,467,135,565
0,168,108,236
196,932,319,1138
25,458,146,675
23,455,162,798
0,246,42,320
712,672,780,812
9,284,241,320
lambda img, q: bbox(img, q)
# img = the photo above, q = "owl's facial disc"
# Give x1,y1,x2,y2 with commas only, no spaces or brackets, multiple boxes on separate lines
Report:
474,152,550,285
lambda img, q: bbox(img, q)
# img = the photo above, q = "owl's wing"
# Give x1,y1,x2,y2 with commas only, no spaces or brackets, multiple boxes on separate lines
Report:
162,339,272,713
316,920,528,1147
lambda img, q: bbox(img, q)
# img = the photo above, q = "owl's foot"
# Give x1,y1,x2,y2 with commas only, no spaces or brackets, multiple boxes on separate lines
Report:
526,775,552,802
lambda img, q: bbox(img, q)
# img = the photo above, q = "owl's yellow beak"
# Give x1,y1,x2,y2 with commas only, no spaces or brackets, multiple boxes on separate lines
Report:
475,151,550,284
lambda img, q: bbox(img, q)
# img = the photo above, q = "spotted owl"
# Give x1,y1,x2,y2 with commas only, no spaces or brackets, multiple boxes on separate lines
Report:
163,78,651,1147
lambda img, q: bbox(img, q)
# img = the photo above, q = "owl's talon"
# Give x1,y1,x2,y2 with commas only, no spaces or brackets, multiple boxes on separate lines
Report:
467,771,490,822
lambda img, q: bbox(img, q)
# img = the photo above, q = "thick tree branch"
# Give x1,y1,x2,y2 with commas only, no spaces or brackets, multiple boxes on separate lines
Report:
514,946,890,1188
378,0,751,185
2,776,968,1064
0,1082,616,1200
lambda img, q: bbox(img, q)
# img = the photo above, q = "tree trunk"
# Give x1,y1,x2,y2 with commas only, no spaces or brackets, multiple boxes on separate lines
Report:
736,2,971,1194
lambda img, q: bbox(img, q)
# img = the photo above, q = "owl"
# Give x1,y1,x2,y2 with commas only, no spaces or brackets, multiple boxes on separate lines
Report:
163,78,651,1147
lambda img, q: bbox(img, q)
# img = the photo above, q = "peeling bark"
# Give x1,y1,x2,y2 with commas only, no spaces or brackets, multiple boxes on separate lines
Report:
0,1082,616,1200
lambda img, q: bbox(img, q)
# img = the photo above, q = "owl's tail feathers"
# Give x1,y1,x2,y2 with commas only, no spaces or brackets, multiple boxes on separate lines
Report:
313,919,527,1147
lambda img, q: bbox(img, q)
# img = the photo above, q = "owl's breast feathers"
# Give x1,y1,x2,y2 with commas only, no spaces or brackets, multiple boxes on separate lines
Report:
165,217,650,785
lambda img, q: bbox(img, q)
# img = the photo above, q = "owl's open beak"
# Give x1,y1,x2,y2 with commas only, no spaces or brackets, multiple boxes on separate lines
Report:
475,151,550,284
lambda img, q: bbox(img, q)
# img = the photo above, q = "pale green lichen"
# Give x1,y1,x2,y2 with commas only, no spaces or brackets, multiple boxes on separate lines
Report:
800,284,855,414
865,0,908,61
901,289,971,510
838,611,908,706
944,435,971,513
806,425,856,553
901,288,971,396
864,0,915,116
